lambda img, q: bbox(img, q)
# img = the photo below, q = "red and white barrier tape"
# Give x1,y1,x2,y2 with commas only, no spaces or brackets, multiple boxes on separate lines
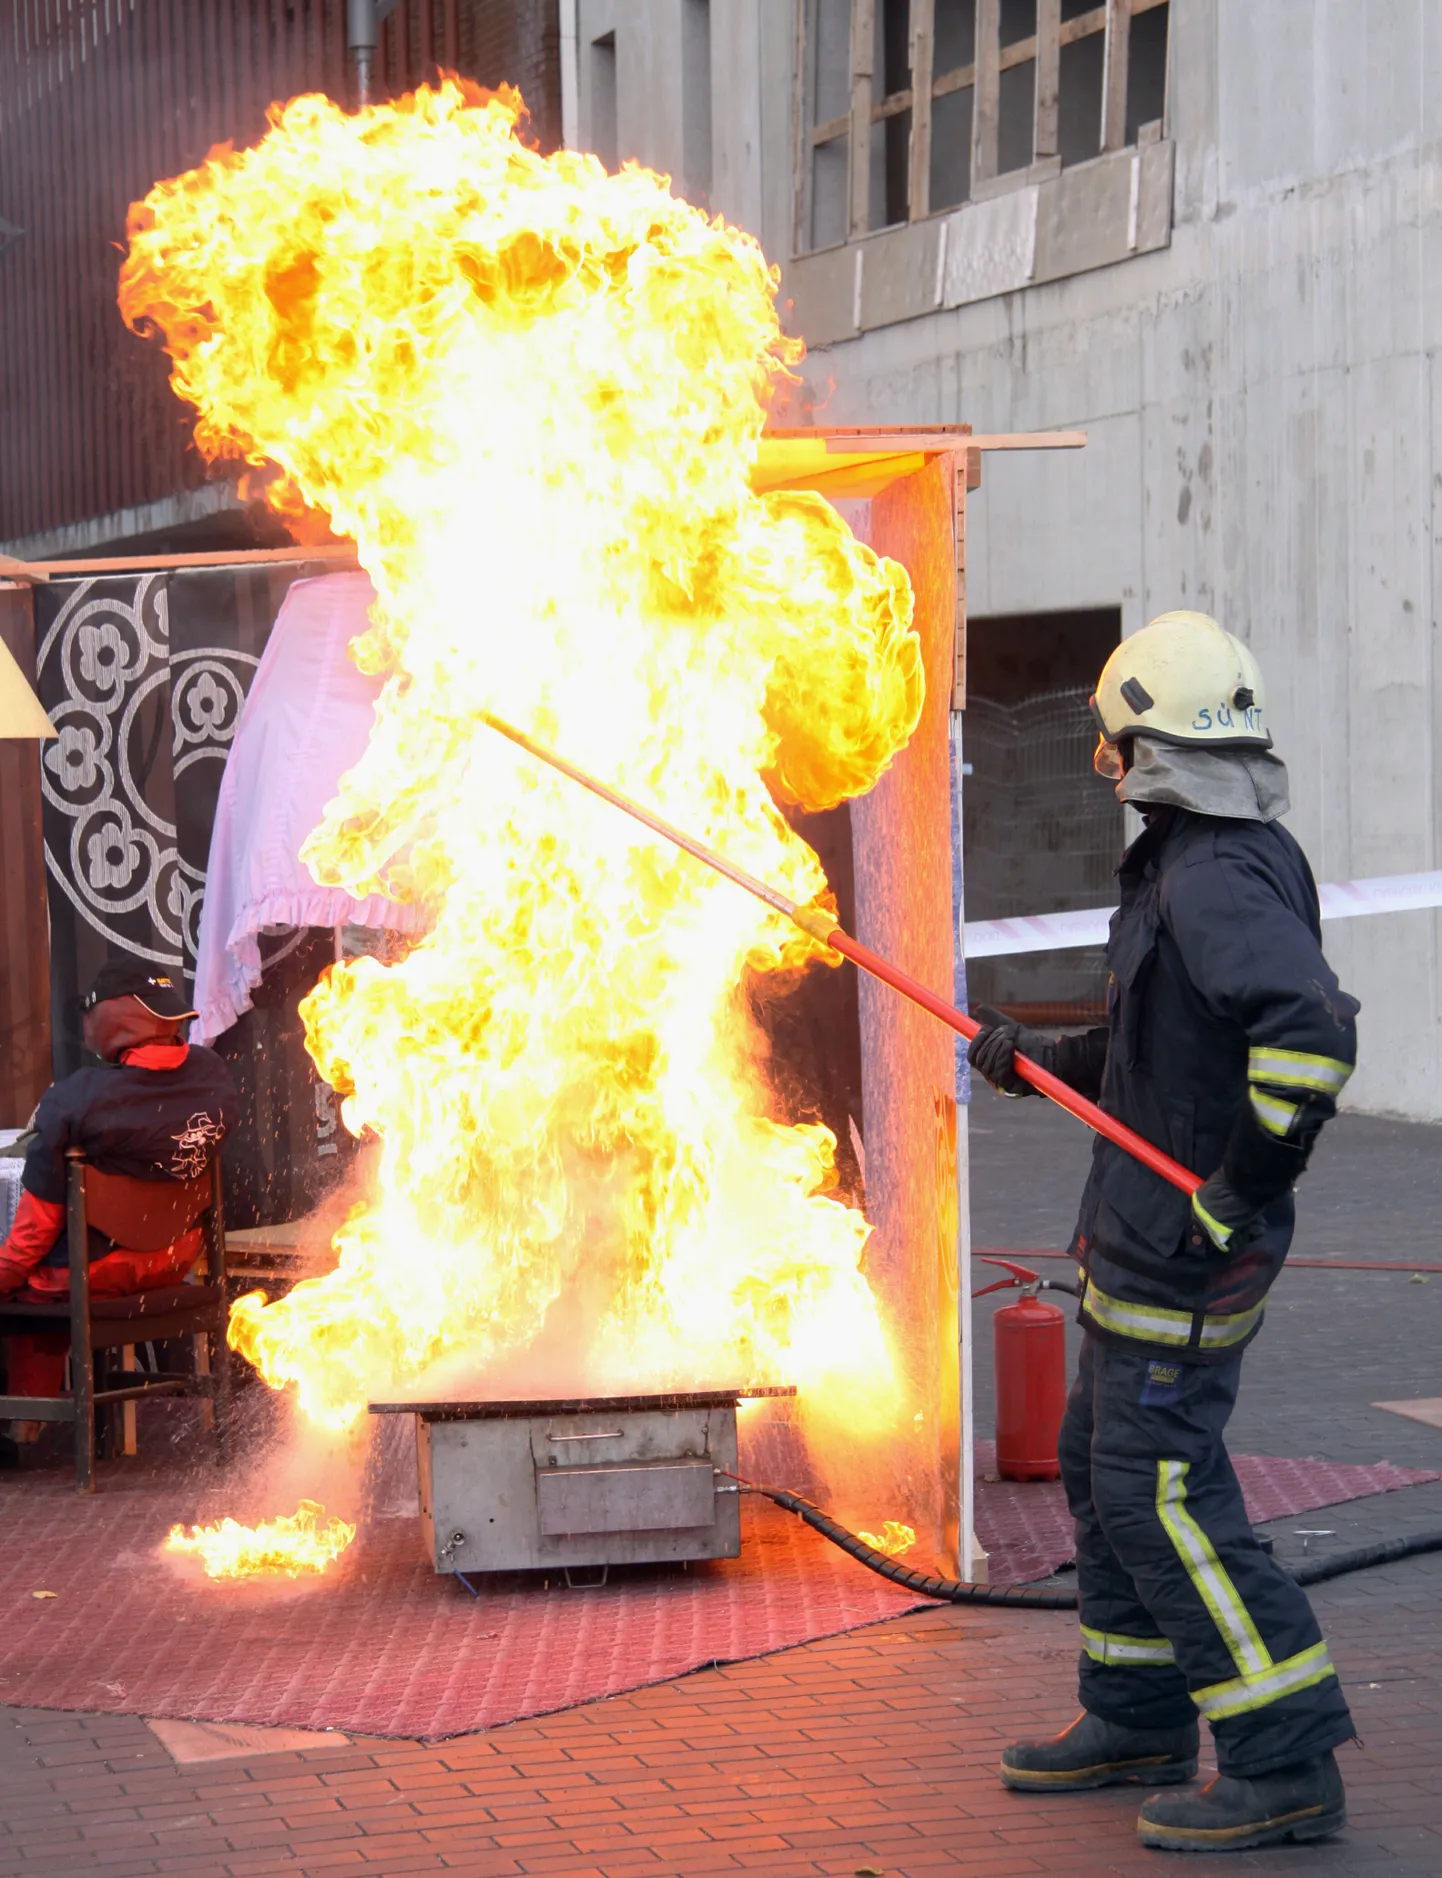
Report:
964,869,1442,959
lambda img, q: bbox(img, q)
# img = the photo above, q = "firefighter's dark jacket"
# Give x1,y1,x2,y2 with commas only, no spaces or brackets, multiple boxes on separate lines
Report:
21,1045,237,1267
1061,808,1358,1361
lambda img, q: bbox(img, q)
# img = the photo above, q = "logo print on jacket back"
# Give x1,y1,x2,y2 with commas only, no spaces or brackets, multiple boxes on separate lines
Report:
170,1112,224,1180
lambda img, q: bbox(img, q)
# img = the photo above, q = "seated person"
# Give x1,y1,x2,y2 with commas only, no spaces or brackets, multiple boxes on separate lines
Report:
0,964,237,1455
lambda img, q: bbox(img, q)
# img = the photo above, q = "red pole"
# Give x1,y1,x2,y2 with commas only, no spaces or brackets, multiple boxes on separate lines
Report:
826,929,1201,1196
477,711,1204,1198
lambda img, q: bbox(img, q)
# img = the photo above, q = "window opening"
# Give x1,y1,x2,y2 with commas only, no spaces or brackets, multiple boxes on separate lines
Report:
796,0,1168,255
872,0,913,229
996,0,1036,175
1057,17,1104,165
1125,0,1168,144
681,0,713,207
929,0,977,211
590,31,617,172
963,609,1123,1026
806,0,852,249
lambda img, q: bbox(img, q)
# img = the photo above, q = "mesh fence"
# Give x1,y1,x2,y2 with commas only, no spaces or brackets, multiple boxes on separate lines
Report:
962,684,1123,1017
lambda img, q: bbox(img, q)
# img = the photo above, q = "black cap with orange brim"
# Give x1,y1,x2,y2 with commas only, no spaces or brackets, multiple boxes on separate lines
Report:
82,963,197,1022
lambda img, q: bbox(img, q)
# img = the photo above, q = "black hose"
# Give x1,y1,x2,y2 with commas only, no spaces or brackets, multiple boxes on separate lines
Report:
746,1482,1077,1608
744,1483,1442,1610
1290,1529,1442,1587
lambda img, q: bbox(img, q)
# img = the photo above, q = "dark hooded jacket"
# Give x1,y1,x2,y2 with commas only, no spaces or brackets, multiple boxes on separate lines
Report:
1060,808,1358,1360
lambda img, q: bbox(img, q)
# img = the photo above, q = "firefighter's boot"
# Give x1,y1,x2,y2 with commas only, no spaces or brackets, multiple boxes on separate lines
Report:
1137,1750,1345,1852
1000,1709,1199,1792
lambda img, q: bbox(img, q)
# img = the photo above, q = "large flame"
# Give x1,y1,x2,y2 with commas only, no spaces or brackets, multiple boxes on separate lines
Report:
121,84,924,1530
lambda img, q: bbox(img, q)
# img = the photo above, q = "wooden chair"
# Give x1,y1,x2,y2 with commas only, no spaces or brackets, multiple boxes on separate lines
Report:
0,1147,231,1492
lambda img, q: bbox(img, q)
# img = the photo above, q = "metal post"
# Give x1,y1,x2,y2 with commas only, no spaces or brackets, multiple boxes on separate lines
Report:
349,0,377,107
209,1155,231,1466
349,0,403,109
121,1347,137,1457
559,0,580,148
66,1149,95,1493
951,714,985,1583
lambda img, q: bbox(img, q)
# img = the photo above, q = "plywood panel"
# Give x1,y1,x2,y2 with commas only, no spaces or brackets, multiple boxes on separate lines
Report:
851,453,959,1572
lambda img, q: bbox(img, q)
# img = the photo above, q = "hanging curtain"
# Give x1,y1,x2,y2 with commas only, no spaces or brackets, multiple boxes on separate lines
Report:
32,560,360,1225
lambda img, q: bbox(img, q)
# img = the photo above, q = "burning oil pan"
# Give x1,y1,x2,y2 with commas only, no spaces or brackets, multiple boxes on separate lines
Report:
369,1388,793,1578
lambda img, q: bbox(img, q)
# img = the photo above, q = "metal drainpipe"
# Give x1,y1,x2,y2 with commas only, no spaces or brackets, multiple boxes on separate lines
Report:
349,0,402,109
559,0,580,149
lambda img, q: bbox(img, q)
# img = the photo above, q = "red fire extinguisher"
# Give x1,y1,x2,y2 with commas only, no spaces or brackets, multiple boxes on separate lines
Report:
974,1257,1079,1482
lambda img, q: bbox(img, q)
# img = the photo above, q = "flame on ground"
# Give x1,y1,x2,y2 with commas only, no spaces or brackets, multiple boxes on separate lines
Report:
165,1501,357,1579
121,81,925,1570
856,1521,917,1559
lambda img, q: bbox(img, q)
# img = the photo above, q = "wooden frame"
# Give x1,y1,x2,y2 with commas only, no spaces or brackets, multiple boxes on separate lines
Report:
756,422,1085,1579
795,0,1170,251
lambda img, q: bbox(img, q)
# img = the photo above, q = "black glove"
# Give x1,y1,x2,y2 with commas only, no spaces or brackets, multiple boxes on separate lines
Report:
1190,1095,1321,1255
967,1005,1056,1098
1189,1171,1265,1255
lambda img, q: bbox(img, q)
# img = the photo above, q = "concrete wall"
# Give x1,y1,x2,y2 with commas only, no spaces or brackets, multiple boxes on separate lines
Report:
574,0,1442,1121
574,0,794,237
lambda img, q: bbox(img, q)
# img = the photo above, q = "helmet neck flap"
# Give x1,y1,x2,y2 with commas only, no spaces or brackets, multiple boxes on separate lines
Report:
1112,735,1291,824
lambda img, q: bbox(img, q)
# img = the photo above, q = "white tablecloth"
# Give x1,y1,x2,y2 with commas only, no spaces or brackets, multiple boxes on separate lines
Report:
190,570,423,1045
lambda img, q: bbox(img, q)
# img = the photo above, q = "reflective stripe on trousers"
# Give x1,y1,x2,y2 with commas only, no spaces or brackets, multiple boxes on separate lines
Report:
1062,1332,1353,1772
1192,1642,1339,1720
1082,1278,1265,1352
1156,1459,1337,1719
1081,1625,1176,1667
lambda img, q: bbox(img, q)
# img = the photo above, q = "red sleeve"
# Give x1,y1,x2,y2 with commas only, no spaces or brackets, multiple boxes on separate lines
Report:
0,1191,67,1295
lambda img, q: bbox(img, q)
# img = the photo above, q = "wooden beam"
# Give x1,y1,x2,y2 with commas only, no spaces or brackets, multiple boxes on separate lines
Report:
1102,0,1131,152
871,87,913,122
970,0,1000,188
932,60,975,99
0,544,359,583
1034,0,1060,158
907,0,934,221
848,0,876,239
1060,5,1106,44
819,429,1087,453
811,111,850,145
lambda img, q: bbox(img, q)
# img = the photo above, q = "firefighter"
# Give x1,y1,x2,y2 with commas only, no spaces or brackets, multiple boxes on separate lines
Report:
968,612,1357,1853
0,963,236,1462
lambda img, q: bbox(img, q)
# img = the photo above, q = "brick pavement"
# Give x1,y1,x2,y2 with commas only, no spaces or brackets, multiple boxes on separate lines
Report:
1,1092,1437,1876
1,1551,1438,1878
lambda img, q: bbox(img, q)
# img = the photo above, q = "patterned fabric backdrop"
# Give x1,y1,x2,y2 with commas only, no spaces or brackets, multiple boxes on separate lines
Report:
34,563,358,1225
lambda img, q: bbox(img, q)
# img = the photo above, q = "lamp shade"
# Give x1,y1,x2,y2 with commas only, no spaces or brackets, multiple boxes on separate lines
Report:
0,631,54,738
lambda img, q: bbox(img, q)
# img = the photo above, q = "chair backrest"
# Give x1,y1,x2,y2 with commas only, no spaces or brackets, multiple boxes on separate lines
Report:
78,1163,213,1252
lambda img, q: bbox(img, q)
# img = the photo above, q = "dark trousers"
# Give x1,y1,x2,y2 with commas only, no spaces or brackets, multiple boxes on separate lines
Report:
1058,1330,1354,1777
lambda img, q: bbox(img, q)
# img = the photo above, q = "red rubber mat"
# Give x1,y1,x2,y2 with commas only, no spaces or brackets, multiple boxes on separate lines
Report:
0,1471,926,1739
974,1441,1441,1585
1,1448,1433,1740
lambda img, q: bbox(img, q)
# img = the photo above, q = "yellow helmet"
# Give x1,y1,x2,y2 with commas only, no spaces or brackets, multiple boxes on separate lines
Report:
1091,611,1270,750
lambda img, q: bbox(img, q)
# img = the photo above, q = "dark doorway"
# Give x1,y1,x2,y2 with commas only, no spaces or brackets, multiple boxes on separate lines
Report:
962,608,1123,1024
